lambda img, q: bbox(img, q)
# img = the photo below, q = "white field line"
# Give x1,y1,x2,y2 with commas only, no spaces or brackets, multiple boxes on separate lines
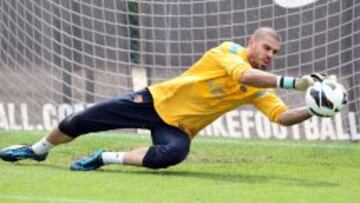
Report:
93,133,360,151
1,131,359,151
0,195,123,203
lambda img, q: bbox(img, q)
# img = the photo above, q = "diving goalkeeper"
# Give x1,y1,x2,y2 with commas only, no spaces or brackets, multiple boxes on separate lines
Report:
0,27,331,171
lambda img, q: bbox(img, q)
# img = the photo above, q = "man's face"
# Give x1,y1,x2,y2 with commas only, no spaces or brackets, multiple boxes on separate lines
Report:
247,34,280,71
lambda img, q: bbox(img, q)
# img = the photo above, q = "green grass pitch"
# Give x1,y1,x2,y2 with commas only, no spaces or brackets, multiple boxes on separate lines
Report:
0,131,360,203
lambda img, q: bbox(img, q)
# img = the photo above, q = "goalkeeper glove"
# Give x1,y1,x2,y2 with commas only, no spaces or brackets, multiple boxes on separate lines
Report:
277,73,336,91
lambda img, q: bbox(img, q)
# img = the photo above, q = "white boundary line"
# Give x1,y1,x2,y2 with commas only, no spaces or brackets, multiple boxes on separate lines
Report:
0,195,123,203
1,131,359,151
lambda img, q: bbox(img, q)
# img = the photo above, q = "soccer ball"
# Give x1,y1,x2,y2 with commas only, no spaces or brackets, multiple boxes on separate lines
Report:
305,80,347,117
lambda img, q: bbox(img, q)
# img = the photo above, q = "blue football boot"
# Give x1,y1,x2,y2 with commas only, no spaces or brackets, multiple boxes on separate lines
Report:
70,151,104,171
0,145,48,162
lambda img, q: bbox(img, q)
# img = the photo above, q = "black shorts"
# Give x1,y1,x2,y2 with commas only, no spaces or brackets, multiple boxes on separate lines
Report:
58,88,190,144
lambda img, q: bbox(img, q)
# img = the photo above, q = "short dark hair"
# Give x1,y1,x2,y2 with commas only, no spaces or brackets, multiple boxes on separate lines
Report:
253,27,281,42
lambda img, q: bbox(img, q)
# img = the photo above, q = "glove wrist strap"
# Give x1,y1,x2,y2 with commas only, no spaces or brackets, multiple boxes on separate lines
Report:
277,76,295,89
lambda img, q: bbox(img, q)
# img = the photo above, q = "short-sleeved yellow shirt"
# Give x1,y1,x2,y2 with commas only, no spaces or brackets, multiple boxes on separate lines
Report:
149,42,288,139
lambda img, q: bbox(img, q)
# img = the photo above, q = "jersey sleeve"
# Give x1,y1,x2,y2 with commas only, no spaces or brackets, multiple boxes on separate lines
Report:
249,90,288,123
209,42,251,81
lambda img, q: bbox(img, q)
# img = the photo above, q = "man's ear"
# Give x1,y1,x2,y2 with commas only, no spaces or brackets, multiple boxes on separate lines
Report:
248,35,255,46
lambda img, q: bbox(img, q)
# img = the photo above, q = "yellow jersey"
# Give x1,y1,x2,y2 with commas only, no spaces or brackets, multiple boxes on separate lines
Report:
148,41,288,139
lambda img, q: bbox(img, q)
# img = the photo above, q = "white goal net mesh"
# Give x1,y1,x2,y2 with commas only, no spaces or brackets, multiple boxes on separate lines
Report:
0,0,359,140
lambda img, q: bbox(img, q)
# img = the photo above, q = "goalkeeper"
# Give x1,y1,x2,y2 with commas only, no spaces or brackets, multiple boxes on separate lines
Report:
0,27,332,171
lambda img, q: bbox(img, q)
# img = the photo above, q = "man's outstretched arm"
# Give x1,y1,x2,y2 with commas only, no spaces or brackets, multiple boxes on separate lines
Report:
277,107,312,126
242,69,319,126
240,68,329,91
240,68,278,88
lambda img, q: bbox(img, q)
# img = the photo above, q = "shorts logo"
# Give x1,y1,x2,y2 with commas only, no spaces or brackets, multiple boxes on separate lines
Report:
134,95,143,103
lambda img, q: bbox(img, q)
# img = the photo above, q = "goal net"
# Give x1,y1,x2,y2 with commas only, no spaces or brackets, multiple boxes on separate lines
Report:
0,0,359,140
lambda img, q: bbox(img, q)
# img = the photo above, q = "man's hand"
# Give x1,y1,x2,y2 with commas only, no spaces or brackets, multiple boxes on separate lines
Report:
294,73,336,91
294,73,326,91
